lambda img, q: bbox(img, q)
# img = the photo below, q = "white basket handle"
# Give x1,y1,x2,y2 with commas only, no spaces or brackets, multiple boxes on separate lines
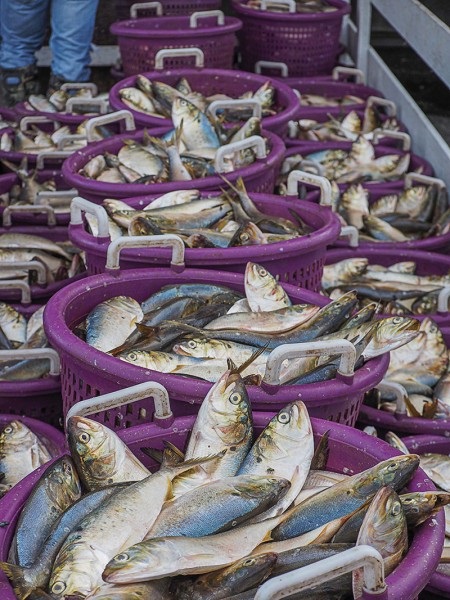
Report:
0,260,48,285
291,159,324,177
366,96,397,117
19,115,60,132
70,196,110,238
154,48,205,70
35,150,74,169
377,379,408,416
130,1,163,18
207,99,262,120
404,172,446,192
339,225,359,248
85,110,136,143
437,286,450,314
261,0,296,12
0,279,32,304
263,339,357,386
214,135,266,172
65,381,173,429
0,348,60,376
372,129,411,151
190,10,224,27
60,82,98,95
2,205,57,227
286,170,332,206
35,189,77,207
332,66,365,84
254,60,289,77
56,134,87,150
65,97,110,115
106,234,186,271
254,545,385,600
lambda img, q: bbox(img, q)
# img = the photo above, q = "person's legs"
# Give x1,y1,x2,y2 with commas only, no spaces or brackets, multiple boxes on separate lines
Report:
0,0,49,105
49,0,99,86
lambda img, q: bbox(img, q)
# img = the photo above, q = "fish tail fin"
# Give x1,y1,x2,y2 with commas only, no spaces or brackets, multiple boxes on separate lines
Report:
0,561,32,600
229,343,269,376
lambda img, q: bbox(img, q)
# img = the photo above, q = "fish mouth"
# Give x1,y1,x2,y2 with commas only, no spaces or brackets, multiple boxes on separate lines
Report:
171,344,191,357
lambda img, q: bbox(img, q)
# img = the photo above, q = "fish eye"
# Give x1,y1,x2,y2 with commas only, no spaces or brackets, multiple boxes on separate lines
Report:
188,340,197,349
3,426,13,434
241,234,249,242
128,352,137,360
258,268,268,277
242,558,255,566
277,411,291,424
391,501,402,515
115,552,130,563
79,432,91,444
51,581,67,594
392,317,404,324
388,462,397,471
229,392,242,405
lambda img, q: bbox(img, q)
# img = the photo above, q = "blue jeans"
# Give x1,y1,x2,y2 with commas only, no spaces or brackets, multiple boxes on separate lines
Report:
0,0,99,81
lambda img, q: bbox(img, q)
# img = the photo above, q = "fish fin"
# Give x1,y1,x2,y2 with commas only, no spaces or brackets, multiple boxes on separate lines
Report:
404,395,423,418
168,449,227,475
310,429,331,470
230,343,270,376
164,440,185,460
242,374,262,386
422,398,438,419
0,561,31,600
140,446,164,464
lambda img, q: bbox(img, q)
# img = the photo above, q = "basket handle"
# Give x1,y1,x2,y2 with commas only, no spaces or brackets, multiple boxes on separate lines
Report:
376,379,408,416
65,381,173,430
286,170,332,206
65,97,110,115
70,196,110,238
404,172,446,192
260,0,296,12
366,96,397,117
60,82,98,95
154,48,205,70
130,1,163,18
214,135,266,172
2,205,57,227
56,134,87,150
254,60,289,77
0,348,60,376
19,115,61,132
190,10,225,27
84,110,136,143
339,225,359,248
372,129,411,151
437,286,450,314
262,339,357,391
254,545,385,600
35,189,77,207
0,260,48,286
0,279,32,304
332,66,365,84
106,234,186,272
36,151,74,169
207,98,262,120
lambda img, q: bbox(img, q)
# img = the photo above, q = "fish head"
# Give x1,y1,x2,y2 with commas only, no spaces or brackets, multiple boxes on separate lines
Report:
401,491,450,526
0,419,36,450
230,222,266,246
217,552,278,589
257,401,313,459
341,257,369,280
372,316,421,352
172,97,198,124
173,337,223,359
245,262,274,291
369,454,420,492
103,541,164,583
48,456,82,508
361,486,406,547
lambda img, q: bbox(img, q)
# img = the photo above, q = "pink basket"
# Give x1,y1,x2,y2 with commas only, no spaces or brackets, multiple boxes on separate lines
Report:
0,413,443,599
116,0,222,20
61,127,286,202
326,248,450,326
69,192,341,290
109,68,300,136
43,266,388,429
110,13,242,76
232,0,350,77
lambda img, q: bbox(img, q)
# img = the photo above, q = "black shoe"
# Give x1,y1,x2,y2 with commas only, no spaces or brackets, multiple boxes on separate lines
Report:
0,65,40,107
47,73,68,98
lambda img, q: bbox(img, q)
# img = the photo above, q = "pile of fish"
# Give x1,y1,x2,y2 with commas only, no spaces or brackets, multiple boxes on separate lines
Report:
278,137,411,186
0,233,85,286
0,419,58,497
298,92,366,109
0,122,89,154
79,112,268,184
245,0,338,12
78,261,421,385
94,177,307,248
0,303,55,381
119,75,277,121
323,257,450,314
23,88,110,115
288,108,399,143
364,318,450,419
0,367,443,599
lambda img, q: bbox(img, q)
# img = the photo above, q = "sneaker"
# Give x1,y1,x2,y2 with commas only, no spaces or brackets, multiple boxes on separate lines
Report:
47,73,68,98
0,65,40,107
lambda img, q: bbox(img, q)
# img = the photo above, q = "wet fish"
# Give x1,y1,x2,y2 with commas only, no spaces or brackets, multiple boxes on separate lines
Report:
86,296,144,353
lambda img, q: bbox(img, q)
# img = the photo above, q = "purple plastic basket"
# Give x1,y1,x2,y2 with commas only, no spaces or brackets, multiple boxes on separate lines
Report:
110,13,242,76
109,68,300,136
283,141,434,194
116,0,222,20
0,107,17,124
69,192,341,290
232,0,350,77
0,170,73,227
44,266,388,428
325,248,450,326
0,414,443,599
61,127,286,202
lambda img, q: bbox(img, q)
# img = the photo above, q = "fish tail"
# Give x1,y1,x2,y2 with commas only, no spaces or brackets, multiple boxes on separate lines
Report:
0,561,33,600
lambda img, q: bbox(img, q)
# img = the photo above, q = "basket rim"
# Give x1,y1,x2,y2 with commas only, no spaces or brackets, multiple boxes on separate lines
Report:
110,14,243,38
231,0,350,21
